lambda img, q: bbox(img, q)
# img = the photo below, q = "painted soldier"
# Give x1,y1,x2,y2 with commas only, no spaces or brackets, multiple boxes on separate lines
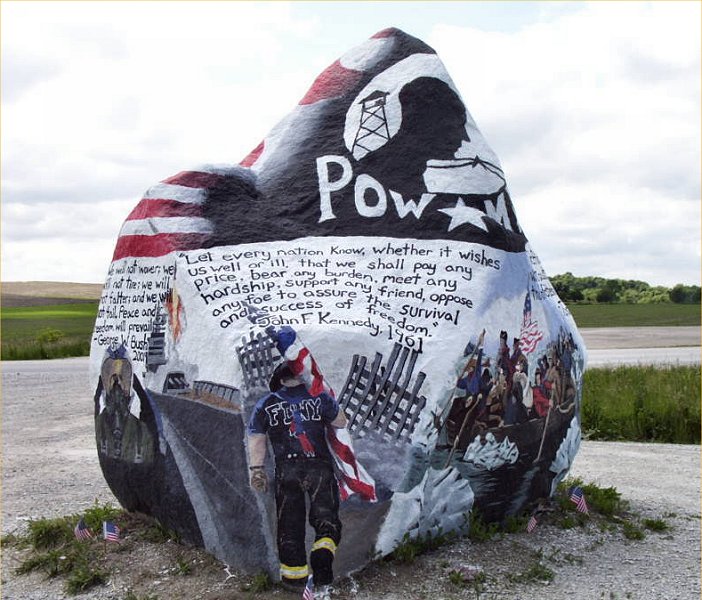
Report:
246,363,347,597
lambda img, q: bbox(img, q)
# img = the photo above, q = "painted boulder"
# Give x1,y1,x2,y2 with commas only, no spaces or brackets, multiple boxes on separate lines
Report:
90,28,586,581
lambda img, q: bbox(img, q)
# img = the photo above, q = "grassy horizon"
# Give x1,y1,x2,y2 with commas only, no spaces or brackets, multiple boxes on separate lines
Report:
567,303,700,327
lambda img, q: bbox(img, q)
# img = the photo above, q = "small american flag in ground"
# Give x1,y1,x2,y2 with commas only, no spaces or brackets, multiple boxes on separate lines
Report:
74,518,93,540
569,486,589,513
102,521,121,542
302,575,315,600
526,514,538,533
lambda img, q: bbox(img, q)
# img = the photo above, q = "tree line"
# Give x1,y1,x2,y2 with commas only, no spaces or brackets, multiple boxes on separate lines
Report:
550,273,701,304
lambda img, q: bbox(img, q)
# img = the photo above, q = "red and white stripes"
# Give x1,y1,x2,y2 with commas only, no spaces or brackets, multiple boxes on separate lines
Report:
113,169,224,261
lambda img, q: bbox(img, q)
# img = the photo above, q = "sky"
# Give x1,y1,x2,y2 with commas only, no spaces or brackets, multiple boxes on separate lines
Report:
2,0,700,287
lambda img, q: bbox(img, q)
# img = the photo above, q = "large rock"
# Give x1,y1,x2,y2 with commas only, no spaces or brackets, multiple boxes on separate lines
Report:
90,28,586,578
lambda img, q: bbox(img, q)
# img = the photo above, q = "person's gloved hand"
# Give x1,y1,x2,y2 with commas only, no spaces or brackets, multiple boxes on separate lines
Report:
250,466,268,493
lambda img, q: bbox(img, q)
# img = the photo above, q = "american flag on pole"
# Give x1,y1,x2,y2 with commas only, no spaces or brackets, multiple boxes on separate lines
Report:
568,486,589,514
518,289,544,355
526,514,538,533
102,521,121,542
302,575,315,600
112,170,225,261
74,518,94,540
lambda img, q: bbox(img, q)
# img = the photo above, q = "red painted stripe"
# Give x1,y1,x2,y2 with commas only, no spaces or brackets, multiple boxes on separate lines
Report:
327,431,357,465
161,171,224,189
308,360,327,396
299,60,364,106
339,485,350,502
372,27,398,39
339,472,377,501
112,232,209,261
288,347,309,376
125,199,203,221
240,141,264,167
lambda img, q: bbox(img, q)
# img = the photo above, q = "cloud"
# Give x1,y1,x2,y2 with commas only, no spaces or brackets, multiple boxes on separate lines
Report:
3,198,133,241
1,1,316,204
1,237,119,283
429,1,701,285
518,180,700,286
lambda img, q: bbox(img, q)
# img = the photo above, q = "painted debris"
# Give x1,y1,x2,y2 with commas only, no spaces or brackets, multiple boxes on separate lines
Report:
90,27,586,581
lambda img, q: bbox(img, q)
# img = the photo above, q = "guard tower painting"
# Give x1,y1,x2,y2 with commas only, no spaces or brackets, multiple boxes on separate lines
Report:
351,91,391,159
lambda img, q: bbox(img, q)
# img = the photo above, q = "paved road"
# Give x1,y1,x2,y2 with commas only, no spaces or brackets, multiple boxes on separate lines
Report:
580,326,699,349
578,326,701,367
587,345,701,367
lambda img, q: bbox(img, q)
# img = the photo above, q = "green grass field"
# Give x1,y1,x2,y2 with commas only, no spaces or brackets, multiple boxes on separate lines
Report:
1,303,99,360
582,365,700,444
566,303,700,327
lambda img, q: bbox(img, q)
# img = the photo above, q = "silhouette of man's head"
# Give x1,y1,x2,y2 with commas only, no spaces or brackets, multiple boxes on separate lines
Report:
395,77,469,161
357,77,469,196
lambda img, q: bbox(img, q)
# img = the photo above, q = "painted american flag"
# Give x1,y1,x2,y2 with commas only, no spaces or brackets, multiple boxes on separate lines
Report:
518,290,544,355
112,170,223,261
569,486,589,514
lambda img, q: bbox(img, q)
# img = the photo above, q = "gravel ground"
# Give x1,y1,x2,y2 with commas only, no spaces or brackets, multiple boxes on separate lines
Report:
2,344,700,600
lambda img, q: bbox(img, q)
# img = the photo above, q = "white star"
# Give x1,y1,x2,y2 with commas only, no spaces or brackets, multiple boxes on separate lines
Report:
438,197,489,232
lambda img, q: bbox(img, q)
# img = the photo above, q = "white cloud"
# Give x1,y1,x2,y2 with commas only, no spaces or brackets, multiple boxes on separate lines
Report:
2,1,318,282
518,181,700,286
429,1,700,286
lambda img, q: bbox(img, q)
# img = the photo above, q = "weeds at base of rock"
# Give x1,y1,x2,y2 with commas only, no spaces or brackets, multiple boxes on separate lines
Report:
64,563,108,595
642,517,670,532
5,478,673,597
239,571,272,593
5,502,184,596
447,567,487,595
508,551,555,585
174,556,193,576
553,477,673,543
390,529,457,564
622,521,646,540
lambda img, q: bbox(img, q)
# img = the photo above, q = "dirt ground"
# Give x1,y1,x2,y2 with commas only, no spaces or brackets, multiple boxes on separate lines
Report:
1,329,700,599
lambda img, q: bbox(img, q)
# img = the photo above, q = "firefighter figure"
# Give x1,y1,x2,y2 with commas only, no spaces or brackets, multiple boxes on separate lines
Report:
246,363,347,597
